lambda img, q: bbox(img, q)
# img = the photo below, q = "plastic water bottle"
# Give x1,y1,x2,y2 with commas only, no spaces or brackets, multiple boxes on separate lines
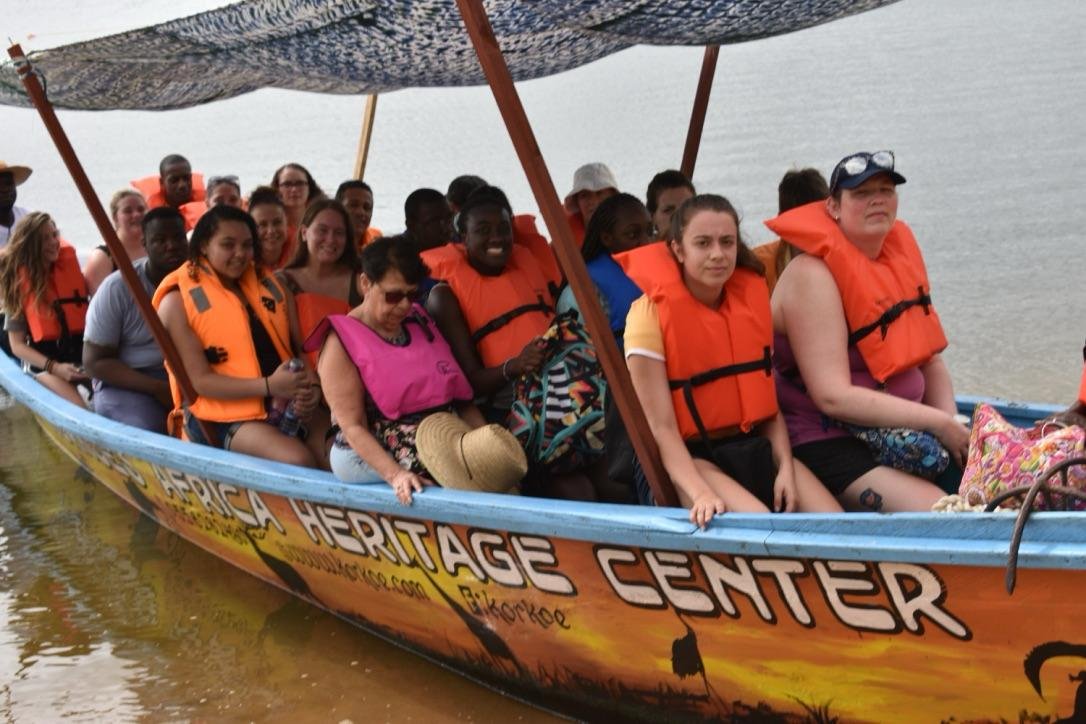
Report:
278,358,306,438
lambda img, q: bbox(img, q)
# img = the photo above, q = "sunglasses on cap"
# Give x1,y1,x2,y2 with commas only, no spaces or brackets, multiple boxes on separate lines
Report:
830,150,904,192
207,174,240,188
376,284,420,305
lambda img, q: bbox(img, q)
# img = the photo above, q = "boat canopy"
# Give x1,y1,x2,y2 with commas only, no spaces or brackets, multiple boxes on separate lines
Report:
0,0,898,111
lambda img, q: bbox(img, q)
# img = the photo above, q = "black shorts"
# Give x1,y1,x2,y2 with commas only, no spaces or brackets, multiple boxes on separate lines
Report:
792,436,879,497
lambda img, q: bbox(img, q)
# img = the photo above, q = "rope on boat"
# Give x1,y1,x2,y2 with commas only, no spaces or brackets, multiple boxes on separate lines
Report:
981,456,1086,595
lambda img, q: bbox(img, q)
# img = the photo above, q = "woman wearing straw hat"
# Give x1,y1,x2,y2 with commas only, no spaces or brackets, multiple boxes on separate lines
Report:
308,237,525,504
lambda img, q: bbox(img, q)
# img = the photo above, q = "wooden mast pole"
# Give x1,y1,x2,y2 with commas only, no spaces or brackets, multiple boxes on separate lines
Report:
680,45,719,179
7,43,216,445
453,0,677,506
352,93,379,179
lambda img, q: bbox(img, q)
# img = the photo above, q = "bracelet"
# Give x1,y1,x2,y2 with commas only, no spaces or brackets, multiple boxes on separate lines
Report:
263,376,271,397
44,358,55,374
501,358,513,381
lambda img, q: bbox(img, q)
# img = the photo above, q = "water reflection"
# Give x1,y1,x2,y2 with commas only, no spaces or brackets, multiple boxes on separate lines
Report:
0,396,555,722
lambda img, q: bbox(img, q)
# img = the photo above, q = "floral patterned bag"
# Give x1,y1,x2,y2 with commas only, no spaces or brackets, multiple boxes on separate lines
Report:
959,403,1086,510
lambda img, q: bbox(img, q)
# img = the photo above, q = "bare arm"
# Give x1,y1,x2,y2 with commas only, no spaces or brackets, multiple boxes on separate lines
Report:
82,248,113,296
627,354,721,504
919,353,957,417
8,329,87,383
157,289,305,401
83,341,171,407
275,270,305,359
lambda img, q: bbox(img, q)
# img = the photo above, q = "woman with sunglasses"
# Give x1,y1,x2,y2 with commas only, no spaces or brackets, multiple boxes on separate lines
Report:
277,199,361,368
308,237,480,504
153,205,320,466
765,151,966,512
271,162,324,263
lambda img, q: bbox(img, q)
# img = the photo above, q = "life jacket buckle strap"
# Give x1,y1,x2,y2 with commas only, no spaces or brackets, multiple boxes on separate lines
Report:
667,346,773,391
469,296,553,344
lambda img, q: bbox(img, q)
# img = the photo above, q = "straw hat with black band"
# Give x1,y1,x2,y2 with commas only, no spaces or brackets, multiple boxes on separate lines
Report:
416,413,527,493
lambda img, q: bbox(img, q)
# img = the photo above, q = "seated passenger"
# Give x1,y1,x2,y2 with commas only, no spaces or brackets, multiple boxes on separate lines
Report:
0,212,90,406
618,195,841,526
248,186,291,270
336,180,382,249
206,175,244,209
131,154,206,231
83,189,147,294
556,193,653,350
271,163,324,262
427,190,605,500
308,237,487,502
446,175,487,215
645,170,695,240
83,207,187,432
563,162,619,248
277,199,361,366
766,151,966,512
153,205,318,466
754,168,829,294
404,188,453,252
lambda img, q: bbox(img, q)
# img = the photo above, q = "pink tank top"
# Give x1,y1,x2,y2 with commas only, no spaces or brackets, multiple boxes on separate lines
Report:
305,304,474,420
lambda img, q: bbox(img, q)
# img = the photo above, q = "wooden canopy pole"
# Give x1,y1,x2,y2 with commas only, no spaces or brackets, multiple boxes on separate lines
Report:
454,1,677,506
8,43,215,445
352,93,379,179
680,45,719,179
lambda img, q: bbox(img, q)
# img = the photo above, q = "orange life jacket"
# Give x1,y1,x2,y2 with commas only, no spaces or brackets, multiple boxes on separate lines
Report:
19,243,89,345
179,201,206,232
295,291,350,368
425,244,553,368
512,214,563,288
358,226,383,251
1078,364,1086,406
765,201,947,384
617,242,778,439
566,210,586,250
152,262,291,423
131,173,207,209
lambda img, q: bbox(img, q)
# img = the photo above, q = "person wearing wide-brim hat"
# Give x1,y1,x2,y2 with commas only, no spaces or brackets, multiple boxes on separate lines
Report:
0,160,33,250
415,412,527,493
563,162,619,248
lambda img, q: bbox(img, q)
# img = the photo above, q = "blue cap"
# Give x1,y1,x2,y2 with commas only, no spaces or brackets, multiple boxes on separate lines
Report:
829,151,906,194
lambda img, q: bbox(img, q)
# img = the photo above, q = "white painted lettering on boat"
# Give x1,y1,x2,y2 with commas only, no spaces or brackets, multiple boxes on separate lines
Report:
283,501,574,596
393,520,438,572
595,547,971,640
469,530,527,588
146,464,283,533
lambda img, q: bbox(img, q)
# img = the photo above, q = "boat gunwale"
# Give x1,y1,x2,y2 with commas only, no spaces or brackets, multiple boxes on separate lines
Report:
3,352,1084,571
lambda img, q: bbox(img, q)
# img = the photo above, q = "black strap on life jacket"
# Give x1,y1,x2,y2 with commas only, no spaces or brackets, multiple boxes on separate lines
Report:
667,346,772,447
51,292,89,342
403,310,435,343
847,286,932,347
469,295,553,345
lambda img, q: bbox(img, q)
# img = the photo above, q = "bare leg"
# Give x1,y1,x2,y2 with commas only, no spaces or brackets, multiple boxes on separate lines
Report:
35,372,87,408
687,458,769,513
229,422,316,468
839,466,944,512
793,459,844,512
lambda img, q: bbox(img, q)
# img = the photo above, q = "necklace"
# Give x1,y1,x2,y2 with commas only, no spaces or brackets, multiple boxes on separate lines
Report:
360,316,407,345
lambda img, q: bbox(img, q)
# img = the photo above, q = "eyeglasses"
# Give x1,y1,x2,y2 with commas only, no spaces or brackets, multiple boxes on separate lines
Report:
376,284,420,305
278,180,308,189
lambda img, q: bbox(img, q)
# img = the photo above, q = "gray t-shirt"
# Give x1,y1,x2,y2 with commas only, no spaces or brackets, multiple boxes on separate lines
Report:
83,257,164,372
